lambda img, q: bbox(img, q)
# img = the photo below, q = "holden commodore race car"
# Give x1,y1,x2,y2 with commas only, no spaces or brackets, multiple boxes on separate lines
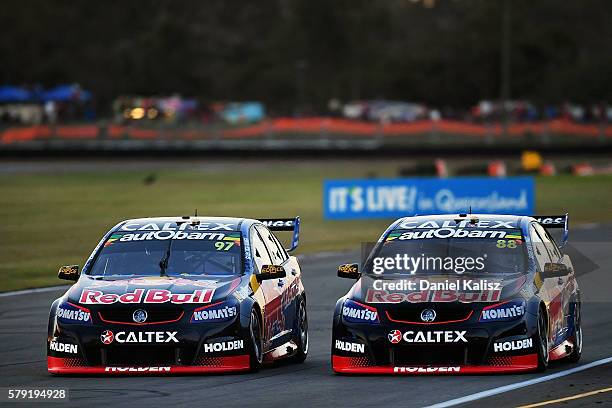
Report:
332,213,581,374
48,216,308,375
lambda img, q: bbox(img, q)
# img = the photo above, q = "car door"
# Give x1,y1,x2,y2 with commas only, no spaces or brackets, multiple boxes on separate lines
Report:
257,225,299,341
530,223,564,346
534,222,572,345
250,225,285,350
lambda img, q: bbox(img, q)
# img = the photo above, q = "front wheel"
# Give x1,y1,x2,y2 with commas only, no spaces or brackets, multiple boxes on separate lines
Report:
535,309,549,371
248,309,263,371
291,298,308,363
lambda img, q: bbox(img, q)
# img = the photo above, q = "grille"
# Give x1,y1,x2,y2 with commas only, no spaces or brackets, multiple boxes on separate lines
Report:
98,308,184,324
392,345,467,365
104,346,178,366
53,357,87,368
498,321,528,338
391,336,489,366
488,356,514,366
385,303,473,324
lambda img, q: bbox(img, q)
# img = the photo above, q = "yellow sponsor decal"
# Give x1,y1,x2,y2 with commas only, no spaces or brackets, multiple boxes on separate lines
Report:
249,274,260,293
338,264,358,274
261,265,284,274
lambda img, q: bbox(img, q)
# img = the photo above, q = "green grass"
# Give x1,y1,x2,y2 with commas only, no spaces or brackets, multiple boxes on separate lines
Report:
1,165,610,291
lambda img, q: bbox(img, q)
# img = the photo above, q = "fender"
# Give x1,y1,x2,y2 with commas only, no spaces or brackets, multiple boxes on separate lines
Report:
333,297,346,319
48,298,61,338
239,297,257,320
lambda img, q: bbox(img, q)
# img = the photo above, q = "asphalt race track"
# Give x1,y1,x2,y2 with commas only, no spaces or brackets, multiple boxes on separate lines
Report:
1,226,611,408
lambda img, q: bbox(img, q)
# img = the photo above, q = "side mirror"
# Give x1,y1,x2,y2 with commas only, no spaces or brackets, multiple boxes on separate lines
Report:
338,263,360,279
543,262,569,278
259,265,286,281
58,265,80,281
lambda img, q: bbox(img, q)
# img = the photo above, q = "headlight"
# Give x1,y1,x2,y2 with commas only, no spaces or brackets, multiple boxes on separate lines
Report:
232,285,251,302
342,299,379,324
479,299,526,322
190,301,238,323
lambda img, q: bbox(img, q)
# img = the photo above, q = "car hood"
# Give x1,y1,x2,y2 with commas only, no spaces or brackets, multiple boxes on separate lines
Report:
66,275,244,307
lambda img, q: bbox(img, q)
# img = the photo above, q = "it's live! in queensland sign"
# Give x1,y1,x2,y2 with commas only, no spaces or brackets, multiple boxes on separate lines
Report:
323,177,534,220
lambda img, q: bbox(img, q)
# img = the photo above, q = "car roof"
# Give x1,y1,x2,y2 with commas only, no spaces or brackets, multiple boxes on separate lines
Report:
114,216,258,232
392,214,529,229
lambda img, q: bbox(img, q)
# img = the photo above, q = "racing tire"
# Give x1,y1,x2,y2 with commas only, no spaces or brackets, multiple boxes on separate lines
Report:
535,308,549,372
565,302,583,363
248,308,264,372
291,297,309,363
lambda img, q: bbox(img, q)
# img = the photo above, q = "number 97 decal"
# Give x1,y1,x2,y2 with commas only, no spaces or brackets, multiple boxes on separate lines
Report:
215,241,235,251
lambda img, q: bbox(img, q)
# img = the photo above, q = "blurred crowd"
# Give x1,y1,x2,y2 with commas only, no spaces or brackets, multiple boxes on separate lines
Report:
330,99,432,123
1,83,610,126
112,96,265,125
0,84,94,125
329,99,612,124
469,100,612,123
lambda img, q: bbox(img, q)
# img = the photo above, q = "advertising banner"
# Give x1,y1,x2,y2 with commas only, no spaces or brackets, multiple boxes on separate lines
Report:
323,177,534,220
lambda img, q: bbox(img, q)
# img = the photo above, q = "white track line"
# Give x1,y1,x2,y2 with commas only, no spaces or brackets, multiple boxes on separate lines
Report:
0,285,68,298
425,356,612,408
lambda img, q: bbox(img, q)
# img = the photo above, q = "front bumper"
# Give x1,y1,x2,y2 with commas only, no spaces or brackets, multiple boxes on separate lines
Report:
331,354,538,374
332,310,538,374
48,309,250,374
48,355,250,375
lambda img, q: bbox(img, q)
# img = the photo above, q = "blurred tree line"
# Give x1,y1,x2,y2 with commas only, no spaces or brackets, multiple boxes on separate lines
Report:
1,0,610,114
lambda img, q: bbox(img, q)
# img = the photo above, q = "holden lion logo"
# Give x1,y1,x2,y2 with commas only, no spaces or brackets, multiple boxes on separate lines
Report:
101,330,114,345
132,309,148,323
388,330,402,344
420,309,436,323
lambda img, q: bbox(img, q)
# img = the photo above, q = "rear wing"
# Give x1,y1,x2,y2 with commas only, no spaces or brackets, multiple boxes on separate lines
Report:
259,217,300,253
531,213,569,247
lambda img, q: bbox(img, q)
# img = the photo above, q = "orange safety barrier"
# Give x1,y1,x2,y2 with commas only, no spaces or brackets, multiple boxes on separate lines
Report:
127,128,160,139
56,126,99,139
0,126,51,144
222,122,271,138
547,119,601,138
107,125,126,139
177,130,210,140
1,119,610,144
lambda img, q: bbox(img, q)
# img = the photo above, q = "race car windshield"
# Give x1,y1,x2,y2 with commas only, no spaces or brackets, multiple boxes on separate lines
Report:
367,227,527,276
88,231,242,277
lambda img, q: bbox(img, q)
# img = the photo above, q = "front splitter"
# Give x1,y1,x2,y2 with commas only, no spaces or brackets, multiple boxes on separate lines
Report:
332,354,538,374
48,355,250,375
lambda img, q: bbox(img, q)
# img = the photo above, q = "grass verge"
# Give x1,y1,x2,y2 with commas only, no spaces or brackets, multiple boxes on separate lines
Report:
1,163,610,291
